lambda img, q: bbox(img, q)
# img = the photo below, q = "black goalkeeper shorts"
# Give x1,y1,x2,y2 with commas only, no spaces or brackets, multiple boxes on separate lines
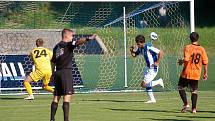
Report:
53,69,74,96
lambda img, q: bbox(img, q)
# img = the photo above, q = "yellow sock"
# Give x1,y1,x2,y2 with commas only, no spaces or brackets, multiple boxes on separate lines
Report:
24,81,33,95
43,86,54,93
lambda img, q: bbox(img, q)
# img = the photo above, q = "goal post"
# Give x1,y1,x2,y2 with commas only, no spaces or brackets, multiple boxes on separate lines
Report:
123,6,128,88
190,0,195,32
121,0,195,89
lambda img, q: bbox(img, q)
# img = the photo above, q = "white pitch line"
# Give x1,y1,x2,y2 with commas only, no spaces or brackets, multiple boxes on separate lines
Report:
0,96,214,108
0,103,65,108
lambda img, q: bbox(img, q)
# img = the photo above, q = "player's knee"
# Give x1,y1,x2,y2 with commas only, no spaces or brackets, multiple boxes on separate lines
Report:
43,85,54,93
64,95,72,102
178,86,184,90
146,86,152,92
23,80,29,85
53,96,61,103
141,81,147,88
24,76,33,83
191,89,197,94
43,85,49,89
53,100,59,103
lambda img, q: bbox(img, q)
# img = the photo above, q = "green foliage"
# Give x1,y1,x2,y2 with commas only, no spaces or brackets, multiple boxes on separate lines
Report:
196,27,215,56
0,2,70,29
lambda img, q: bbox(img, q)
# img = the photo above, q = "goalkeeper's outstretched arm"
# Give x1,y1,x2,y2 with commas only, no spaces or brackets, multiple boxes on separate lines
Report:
76,34,97,45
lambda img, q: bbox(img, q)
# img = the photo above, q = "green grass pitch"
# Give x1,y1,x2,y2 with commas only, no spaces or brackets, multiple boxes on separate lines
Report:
0,91,215,121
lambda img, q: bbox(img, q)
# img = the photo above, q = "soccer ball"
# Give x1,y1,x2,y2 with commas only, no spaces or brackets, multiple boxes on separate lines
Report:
150,32,158,40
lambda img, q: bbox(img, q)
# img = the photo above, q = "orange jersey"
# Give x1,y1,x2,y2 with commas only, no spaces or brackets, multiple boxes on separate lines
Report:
181,44,208,80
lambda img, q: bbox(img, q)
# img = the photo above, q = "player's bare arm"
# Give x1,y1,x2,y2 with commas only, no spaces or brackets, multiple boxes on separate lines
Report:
76,34,97,45
178,59,190,66
154,50,164,66
203,64,208,80
130,46,137,57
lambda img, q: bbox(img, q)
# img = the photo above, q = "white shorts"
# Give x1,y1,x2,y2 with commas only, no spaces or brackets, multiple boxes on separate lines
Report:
143,68,158,85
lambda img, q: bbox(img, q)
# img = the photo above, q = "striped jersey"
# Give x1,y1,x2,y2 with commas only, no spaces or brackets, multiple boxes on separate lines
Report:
135,43,160,69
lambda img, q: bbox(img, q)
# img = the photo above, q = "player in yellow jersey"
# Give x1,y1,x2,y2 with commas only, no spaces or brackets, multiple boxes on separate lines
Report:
23,38,54,100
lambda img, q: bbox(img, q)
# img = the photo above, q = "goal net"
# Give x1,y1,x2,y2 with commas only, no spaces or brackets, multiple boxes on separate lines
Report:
0,1,192,94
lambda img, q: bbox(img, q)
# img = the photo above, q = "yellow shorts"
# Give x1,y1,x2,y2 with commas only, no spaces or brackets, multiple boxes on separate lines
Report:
30,69,52,86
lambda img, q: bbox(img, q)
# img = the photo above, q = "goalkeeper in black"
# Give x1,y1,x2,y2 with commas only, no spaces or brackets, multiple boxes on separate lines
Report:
50,28,97,121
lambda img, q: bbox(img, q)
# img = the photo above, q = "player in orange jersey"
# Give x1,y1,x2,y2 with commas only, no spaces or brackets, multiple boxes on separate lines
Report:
178,32,208,114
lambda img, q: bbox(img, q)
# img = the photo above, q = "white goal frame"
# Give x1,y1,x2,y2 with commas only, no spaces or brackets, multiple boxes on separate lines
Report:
122,0,195,88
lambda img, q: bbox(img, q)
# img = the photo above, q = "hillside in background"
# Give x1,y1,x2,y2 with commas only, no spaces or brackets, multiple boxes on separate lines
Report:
0,2,143,28
0,1,214,28
0,1,214,54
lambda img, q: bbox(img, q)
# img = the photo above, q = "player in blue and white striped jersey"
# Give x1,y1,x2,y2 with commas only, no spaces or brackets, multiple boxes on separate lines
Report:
130,35,164,103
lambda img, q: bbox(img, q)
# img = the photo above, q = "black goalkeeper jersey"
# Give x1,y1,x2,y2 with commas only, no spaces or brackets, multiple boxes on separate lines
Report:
51,39,77,70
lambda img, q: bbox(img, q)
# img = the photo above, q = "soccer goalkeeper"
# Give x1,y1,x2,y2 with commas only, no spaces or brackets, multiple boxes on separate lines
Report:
130,34,164,103
23,38,54,100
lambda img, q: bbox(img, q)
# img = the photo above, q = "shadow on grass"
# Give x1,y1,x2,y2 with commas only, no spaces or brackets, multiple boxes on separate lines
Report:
0,97,24,100
81,99,145,103
105,108,180,113
106,108,215,114
176,115,215,119
140,117,192,121
195,110,215,113
107,108,215,120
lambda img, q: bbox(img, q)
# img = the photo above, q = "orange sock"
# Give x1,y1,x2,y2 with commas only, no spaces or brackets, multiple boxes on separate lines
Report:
24,81,33,95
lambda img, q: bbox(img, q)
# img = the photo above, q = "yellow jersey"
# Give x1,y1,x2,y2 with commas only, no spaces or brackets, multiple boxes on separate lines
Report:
30,47,53,71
